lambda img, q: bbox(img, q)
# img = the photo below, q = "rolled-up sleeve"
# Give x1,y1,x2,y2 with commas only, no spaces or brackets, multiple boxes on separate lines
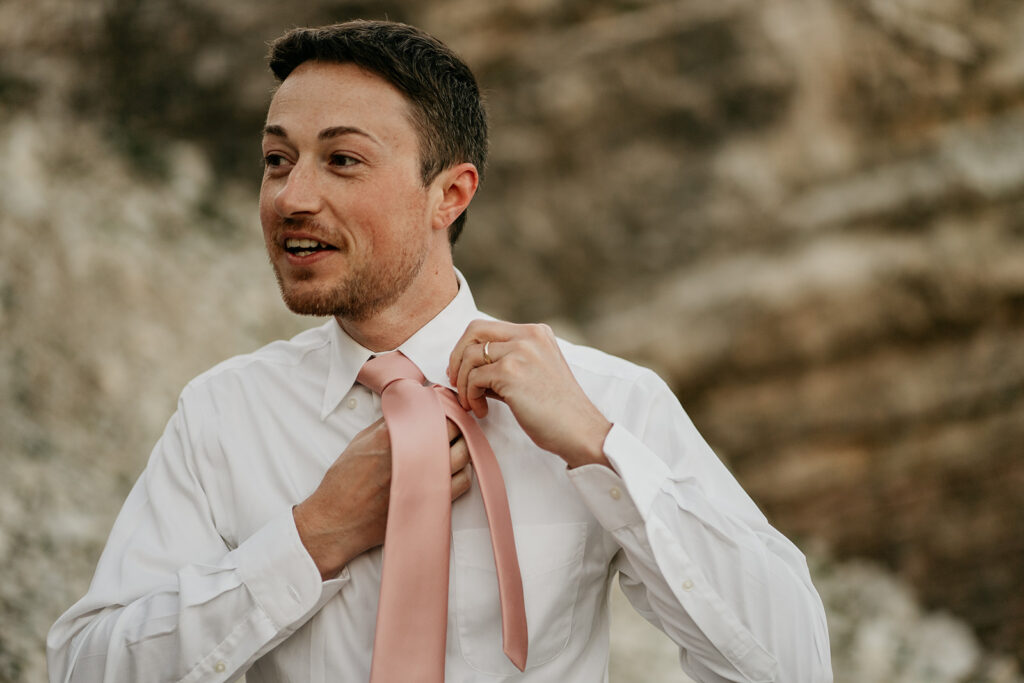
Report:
567,370,832,682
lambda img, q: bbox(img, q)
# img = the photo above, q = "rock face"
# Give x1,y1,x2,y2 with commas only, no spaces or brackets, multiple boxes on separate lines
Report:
555,0,1024,667
447,0,1024,667
1,0,1023,680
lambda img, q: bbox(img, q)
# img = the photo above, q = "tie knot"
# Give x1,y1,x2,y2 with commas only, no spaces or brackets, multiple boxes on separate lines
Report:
357,352,427,395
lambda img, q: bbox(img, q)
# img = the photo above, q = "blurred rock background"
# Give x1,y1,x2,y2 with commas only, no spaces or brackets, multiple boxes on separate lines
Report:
1,0,1023,681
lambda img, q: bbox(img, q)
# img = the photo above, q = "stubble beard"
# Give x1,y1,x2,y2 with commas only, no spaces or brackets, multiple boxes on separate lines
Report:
269,231,429,322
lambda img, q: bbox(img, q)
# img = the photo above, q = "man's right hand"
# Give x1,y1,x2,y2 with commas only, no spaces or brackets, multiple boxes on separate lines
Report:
293,417,472,581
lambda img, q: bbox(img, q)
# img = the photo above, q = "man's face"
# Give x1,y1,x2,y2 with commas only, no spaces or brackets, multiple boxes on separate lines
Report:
260,61,436,320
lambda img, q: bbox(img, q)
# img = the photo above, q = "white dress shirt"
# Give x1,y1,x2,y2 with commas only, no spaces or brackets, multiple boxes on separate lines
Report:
48,271,832,683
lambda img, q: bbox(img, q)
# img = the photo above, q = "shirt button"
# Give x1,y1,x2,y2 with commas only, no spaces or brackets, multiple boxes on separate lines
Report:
346,397,358,410
609,487,622,500
681,579,695,591
214,661,227,673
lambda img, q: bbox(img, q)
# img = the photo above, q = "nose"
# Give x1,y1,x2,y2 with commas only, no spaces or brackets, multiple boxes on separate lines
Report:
272,158,323,217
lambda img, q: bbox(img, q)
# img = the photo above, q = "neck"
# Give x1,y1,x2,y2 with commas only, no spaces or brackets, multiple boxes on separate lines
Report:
337,262,459,352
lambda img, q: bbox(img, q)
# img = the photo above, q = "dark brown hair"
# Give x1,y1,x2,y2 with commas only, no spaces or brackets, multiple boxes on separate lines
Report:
267,20,487,244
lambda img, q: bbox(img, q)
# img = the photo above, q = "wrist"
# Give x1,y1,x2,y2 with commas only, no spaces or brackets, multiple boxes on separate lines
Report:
562,418,613,470
293,502,351,581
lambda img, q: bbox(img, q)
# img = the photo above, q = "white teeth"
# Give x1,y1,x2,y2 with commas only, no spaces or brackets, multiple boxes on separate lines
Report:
285,238,324,249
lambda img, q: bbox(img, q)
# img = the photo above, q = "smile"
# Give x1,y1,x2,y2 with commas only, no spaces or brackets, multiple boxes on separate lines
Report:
284,238,339,257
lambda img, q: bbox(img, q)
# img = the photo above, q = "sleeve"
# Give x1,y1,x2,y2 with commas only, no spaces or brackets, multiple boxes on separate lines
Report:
46,389,348,683
566,370,833,683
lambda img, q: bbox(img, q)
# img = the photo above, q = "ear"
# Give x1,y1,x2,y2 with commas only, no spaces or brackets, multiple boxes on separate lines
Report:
430,163,479,232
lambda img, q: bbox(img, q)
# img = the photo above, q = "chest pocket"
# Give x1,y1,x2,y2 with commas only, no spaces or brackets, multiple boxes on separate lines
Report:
452,522,588,674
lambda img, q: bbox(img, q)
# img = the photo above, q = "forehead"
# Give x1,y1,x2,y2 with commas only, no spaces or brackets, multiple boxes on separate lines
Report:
265,61,417,144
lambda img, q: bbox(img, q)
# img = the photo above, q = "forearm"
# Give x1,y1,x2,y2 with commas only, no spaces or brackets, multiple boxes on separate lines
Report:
615,492,831,681
48,510,341,683
569,425,832,682
293,501,377,581
50,581,275,682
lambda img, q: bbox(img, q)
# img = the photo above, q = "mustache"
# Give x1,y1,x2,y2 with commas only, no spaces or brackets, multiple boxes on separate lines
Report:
271,217,343,246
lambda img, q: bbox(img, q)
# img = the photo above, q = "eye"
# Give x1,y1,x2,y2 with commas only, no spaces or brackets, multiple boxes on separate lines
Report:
329,153,360,168
263,153,287,168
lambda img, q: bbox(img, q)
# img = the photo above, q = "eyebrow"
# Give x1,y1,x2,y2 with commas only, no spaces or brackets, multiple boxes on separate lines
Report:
261,124,379,145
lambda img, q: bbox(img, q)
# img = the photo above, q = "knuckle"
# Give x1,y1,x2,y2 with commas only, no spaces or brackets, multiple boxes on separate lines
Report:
502,354,520,374
540,324,558,346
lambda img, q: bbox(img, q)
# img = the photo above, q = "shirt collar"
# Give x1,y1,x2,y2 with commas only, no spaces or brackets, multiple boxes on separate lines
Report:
321,268,486,419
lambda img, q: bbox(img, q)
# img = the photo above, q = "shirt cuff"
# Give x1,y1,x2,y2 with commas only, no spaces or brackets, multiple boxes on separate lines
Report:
600,423,673,518
234,508,348,629
566,463,644,531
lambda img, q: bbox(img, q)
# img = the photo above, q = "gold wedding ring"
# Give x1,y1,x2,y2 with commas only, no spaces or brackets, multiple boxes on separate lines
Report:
482,341,493,364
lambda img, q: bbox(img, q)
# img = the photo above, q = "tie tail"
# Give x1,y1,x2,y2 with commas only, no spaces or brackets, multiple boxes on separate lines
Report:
501,597,528,671
438,385,529,673
504,640,528,672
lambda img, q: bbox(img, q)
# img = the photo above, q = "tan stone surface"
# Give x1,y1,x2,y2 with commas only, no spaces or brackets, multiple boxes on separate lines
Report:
2,0,1023,680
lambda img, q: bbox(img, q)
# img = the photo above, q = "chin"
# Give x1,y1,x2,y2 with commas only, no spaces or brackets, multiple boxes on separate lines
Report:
278,281,385,321
272,263,338,316
280,286,341,317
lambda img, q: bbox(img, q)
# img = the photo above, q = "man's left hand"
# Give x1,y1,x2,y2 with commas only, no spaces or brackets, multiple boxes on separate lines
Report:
447,320,612,469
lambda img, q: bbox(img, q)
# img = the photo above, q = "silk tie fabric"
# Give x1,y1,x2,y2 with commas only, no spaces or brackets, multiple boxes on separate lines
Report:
358,352,528,682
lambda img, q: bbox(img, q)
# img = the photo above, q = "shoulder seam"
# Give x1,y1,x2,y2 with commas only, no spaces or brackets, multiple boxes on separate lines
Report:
185,331,332,393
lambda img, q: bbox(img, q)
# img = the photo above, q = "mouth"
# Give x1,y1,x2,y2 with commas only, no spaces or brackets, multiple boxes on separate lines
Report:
283,237,340,258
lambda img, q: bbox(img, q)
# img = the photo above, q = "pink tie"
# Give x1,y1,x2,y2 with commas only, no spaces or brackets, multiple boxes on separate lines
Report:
358,352,528,682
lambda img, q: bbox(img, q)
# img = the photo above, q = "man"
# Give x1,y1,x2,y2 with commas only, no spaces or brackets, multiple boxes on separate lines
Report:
48,20,832,683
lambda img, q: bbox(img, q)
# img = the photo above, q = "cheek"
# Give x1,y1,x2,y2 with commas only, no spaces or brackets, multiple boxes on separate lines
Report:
259,192,278,230
384,181,433,224
353,182,426,230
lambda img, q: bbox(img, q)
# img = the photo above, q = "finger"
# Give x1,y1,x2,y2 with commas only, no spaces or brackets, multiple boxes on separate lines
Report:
456,342,491,411
447,341,467,391
446,321,484,385
464,362,506,418
460,339,518,411
449,436,470,474
446,418,461,444
447,320,492,375
447,319,516,383
451,463,473,501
